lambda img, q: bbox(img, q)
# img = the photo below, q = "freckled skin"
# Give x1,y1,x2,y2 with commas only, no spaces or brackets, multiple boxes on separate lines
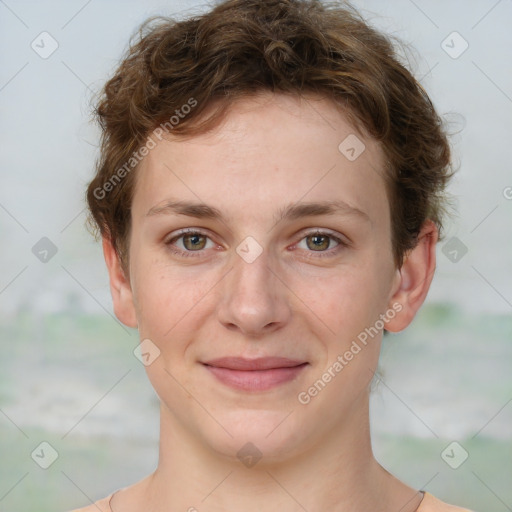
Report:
98,92,438,512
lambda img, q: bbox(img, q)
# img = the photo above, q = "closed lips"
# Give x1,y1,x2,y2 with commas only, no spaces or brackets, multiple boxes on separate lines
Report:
202,357,308,371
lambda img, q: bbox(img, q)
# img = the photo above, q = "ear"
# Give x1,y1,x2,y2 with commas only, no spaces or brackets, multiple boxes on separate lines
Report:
102,236,138,328
385,220,438,332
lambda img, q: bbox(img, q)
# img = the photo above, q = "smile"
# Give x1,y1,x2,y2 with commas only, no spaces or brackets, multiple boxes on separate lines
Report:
202,357,309,391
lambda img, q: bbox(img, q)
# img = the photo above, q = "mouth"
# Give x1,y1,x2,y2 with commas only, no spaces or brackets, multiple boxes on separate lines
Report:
202,357,309,391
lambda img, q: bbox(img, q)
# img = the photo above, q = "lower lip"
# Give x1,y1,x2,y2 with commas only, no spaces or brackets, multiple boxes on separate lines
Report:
204,363,308,391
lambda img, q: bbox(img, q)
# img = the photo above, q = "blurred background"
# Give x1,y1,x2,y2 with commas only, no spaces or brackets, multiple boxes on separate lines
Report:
0,0,511,510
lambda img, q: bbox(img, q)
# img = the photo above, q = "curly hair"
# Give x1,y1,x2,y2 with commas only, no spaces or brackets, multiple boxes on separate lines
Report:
86,0,453,272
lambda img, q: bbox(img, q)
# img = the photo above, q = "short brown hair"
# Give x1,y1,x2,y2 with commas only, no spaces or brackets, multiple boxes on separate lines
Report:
86,0,453,271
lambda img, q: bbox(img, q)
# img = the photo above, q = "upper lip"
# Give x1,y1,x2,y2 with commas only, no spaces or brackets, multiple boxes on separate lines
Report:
203,357,307,371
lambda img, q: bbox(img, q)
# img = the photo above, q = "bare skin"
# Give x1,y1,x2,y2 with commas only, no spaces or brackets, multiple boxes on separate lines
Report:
78,92,438,512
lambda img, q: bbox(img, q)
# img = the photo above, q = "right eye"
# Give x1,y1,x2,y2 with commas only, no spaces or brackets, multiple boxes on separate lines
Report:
165,229,216,257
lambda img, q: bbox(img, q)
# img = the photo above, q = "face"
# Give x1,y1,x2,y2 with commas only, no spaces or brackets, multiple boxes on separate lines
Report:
111,92,411,463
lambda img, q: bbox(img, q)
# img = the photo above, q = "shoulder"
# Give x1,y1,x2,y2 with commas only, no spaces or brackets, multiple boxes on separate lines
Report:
69,494,112,512
70,476,150,511
419,492,474,512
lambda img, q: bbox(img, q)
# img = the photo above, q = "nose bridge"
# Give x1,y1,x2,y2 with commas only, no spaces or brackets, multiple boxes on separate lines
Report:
233,242,273,295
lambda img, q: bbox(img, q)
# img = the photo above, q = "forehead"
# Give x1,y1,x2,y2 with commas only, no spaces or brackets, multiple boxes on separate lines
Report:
132,92,388,228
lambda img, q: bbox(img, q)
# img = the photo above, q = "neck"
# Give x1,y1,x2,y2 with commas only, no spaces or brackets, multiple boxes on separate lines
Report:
132,393,418,512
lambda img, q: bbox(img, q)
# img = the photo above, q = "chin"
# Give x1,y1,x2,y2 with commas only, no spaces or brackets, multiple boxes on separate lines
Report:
203,408,314,467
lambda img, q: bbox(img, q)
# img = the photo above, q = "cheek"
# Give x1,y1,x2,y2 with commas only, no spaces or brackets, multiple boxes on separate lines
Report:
295,265,387,334
298,264,391,383
301,272,386,402
131,250,213,337
132,265,213,395
138,281,203,342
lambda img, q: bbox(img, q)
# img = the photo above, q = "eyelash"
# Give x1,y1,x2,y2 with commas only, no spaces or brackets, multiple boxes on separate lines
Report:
164,228,348,259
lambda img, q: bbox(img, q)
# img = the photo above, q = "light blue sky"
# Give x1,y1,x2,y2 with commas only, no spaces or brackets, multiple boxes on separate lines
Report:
1,0,511,315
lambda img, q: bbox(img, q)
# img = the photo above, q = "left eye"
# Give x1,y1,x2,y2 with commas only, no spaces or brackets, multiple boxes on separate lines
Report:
297,232,342,252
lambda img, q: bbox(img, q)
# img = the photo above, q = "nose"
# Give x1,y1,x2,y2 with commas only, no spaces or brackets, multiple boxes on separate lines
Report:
216,244,291,338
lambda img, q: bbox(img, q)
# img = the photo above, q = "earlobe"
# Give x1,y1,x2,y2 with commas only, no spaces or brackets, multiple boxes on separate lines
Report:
102,236,138,328
385,220,438,333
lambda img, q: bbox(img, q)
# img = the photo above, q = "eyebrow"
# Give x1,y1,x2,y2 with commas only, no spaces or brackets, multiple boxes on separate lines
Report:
145,199,370,223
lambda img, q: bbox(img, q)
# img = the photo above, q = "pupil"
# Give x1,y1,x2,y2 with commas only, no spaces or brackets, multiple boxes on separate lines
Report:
310,235,328,250
185,234,203,250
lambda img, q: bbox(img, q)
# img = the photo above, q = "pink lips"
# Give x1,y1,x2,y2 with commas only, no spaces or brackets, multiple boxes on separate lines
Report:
203,357,308,391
